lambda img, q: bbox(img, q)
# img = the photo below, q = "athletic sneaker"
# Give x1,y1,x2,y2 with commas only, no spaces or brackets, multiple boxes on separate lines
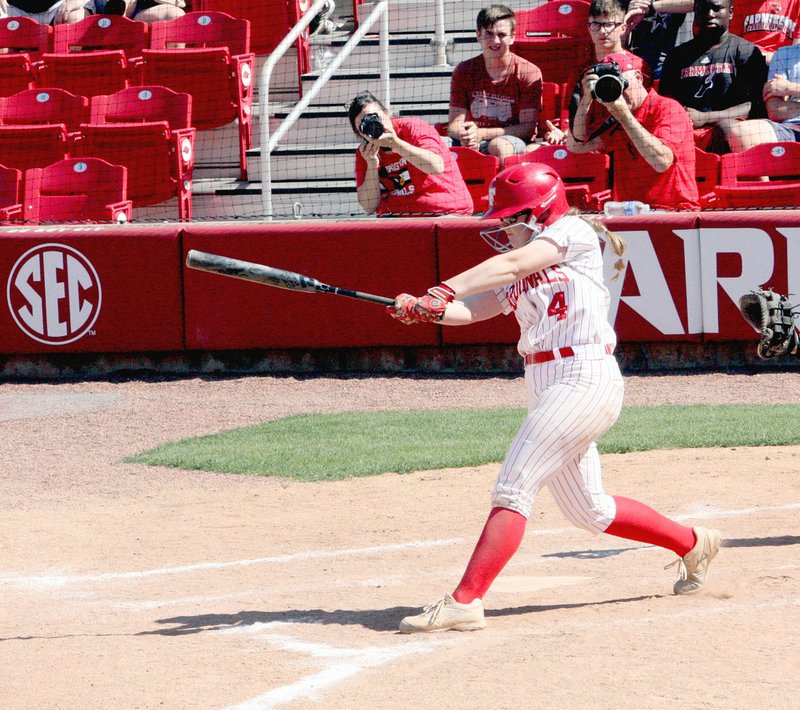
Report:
399,593,486,633
667,526,722,595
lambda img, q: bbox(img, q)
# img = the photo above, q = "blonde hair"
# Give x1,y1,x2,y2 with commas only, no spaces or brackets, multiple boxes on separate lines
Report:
567,207,626,276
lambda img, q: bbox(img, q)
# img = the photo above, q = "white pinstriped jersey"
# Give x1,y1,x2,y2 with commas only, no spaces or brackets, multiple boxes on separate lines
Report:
494,215,617,356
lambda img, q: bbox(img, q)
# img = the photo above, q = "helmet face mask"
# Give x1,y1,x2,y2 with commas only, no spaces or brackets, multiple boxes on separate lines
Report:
481,162,569,252
480,210,543,252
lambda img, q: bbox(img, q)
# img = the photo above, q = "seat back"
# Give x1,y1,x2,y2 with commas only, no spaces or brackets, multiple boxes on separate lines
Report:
24,157,129,222
538,81,565,132
0,88,89,133
709,142,800,208
450,146,500,213
0,124,69,173
694,147,721,198
516,1,591,38
140,47,239,129
149,11,250,56
0,16,52,58
0,53,36,98
75,121,194,218
720,142,800,185
35,50,130,98
505,146,611,209
512,37,593,88
90,85,191,130
53,14,148,57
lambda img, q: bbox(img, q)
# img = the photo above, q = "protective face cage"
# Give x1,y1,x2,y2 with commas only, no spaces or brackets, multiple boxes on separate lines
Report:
480,211,544,253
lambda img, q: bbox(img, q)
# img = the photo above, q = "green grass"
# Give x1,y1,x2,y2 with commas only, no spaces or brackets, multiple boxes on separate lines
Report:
124,404,800,482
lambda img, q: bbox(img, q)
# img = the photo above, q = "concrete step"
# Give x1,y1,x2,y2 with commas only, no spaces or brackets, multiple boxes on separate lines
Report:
267,100,448,145
300,64,454,105
312,31,478,71
191,177,361,219
356,0,540,33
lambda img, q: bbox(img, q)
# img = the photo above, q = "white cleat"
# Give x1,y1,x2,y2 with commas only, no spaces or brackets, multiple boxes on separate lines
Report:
667,526,722,595
399,593,486,633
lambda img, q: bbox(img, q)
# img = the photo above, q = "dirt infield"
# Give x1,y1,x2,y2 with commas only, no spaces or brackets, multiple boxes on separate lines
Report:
1,371,798,709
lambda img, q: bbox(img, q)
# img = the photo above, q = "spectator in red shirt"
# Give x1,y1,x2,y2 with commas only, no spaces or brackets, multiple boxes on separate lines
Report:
448,4,543,166
727,0,800,61
566,52,699,209
348,90,473,218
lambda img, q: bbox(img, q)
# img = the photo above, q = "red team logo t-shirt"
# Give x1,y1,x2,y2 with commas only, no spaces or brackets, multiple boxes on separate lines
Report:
729,0,799,53
354,117,473,217
449,53,543,129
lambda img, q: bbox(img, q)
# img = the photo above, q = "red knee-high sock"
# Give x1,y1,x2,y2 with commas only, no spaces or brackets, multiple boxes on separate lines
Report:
605,496,695,556
452,507,527,604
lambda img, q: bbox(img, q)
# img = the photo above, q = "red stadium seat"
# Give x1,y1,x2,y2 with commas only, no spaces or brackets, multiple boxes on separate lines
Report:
0,88,89,134
0,16,52,59
512,38,592,88
516,0,591,38
0,54,36,99
505,146,611,210
75,85,195,220
23,157,132,223
513,1,592,87
0,163,23,222
538,80,566,134
0,123,70,174
34,49,133,98
702,142,800,208
694,147,721,199
192,0,310,76
52,14,148,58
142,11,255,180
450,146,500,213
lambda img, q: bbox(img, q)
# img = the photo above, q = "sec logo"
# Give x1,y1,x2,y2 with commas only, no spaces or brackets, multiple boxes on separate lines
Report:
6,244,102,345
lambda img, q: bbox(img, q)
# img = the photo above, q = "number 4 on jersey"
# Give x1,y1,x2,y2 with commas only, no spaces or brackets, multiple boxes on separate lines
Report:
547,291,568,320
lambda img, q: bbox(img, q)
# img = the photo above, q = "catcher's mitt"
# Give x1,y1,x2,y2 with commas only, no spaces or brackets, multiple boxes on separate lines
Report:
738,289,799,360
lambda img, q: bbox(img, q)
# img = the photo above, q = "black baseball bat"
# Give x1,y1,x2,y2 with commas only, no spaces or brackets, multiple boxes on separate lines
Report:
185,250,396,306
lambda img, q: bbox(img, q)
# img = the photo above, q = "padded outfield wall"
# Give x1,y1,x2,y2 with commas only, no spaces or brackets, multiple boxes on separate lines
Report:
1,212,798,374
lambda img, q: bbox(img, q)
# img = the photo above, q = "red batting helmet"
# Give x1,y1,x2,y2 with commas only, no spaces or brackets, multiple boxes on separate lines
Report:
482,162,570,226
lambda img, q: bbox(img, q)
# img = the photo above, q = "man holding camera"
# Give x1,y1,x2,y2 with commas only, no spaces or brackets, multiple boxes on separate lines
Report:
347,91,473,218
658,0,768,153
566,53,699,209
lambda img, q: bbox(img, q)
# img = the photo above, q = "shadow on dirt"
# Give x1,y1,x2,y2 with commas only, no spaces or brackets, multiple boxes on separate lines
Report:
544,534,800,560
138,594,660,636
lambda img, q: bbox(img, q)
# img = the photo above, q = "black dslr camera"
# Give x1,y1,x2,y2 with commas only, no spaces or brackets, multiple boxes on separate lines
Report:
589,60,629,103
359,112,385,140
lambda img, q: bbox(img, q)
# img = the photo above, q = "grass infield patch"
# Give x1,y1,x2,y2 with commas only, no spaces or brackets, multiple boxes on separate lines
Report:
125,404,800,482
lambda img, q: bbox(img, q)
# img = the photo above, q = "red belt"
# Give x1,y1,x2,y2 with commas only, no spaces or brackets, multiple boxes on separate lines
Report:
524,344,613,365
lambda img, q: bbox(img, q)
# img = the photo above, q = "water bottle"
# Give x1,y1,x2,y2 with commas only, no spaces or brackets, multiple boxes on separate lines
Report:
603,200,651,216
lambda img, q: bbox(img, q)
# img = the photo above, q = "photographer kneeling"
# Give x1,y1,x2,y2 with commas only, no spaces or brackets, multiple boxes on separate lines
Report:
566,54,699,210
348,91,473,218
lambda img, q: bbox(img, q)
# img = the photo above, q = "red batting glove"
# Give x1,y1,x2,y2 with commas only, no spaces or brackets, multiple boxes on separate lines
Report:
414,282,455,322
387,293,421,325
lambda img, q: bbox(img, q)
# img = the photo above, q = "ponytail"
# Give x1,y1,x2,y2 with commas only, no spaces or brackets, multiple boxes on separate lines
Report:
567,208,626,278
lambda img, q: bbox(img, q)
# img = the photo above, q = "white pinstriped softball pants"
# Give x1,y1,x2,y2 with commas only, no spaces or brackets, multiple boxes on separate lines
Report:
492,354,624,531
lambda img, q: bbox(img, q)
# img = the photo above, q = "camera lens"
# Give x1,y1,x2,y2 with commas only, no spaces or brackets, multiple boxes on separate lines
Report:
593,74,624,103
359,113,385,140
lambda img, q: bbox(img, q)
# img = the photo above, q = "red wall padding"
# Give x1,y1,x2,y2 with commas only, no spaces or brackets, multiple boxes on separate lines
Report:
436,218,519,346
182,219,440,349
1,225,183,354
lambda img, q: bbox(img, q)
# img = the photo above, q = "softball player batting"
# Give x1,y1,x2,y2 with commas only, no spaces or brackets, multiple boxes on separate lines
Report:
388,162,721,633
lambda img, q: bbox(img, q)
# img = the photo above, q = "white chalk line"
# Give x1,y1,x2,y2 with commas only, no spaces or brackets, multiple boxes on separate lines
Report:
218,623,455,710
220,596,800,710
2,501,798,591
0,538,462,590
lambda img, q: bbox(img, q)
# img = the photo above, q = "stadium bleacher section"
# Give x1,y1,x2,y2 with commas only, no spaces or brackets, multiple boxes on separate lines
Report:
0,0,794,222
